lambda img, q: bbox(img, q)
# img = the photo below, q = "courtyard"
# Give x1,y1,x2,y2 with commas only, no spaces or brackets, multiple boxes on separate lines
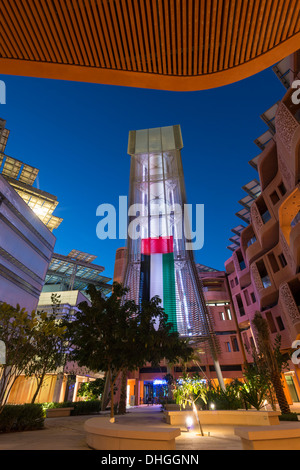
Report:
1,404,300,451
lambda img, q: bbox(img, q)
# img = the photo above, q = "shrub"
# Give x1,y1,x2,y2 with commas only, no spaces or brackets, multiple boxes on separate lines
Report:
205,382,243,411
42,400,101,416
279,413,299,421
71,400,101,415
77,378,105,401
0,404,44,433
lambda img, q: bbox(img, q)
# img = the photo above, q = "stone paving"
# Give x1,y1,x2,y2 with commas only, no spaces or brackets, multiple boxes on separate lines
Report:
0,405,244,451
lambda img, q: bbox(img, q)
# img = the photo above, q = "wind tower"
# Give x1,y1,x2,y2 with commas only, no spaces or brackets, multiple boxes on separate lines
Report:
123,125,225,389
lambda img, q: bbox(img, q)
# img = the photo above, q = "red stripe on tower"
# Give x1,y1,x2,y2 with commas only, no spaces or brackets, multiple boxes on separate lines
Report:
141,236,174,255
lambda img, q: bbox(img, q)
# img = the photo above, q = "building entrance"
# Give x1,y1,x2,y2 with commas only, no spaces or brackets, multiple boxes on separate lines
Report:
143,380,168,404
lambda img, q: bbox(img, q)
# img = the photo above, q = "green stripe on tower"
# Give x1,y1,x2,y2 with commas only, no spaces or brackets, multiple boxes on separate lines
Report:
163,252,177,332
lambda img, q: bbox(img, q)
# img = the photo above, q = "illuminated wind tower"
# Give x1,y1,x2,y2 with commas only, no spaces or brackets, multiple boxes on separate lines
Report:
123,125,225,387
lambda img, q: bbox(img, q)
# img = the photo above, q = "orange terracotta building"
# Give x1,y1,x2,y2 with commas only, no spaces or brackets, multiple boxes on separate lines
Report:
225,50,300,405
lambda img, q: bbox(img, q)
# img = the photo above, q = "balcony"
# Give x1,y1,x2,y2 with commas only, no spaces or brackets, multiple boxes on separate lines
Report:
275,98,300,190
257,140,278,191
246,237,262,267
290,213,300,269
279,186,300,273
250,261,278,310
233,250,251,289
250,198,278,251
241,225,262,266
279,277,300,336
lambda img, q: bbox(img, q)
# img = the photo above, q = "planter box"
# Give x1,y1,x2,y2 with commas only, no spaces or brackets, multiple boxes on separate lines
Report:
46,407,74,418
164,404,193,411
84,417,181,450
164,409,281,427
235,424,300,450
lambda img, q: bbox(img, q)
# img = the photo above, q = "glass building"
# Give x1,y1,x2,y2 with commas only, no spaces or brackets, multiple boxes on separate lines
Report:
123,125,224,388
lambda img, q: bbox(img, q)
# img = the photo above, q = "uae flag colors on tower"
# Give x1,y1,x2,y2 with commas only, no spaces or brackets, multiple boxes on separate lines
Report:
139,236,177,332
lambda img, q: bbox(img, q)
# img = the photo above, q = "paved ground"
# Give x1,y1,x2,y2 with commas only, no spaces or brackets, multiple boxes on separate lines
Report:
0,405,242,451
0,404,300,451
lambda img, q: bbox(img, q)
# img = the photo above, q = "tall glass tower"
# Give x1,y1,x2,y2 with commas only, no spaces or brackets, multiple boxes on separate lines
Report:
123,125,224,387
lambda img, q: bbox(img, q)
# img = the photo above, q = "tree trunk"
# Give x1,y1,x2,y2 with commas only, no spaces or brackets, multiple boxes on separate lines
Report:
118,368,128,415
110,379,114,419
101,372,110,411
271,371,291,415
109,368,116,420
31,377,42,404
31,369,47,404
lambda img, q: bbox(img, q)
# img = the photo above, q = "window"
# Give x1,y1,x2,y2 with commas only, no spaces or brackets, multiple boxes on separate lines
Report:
256,197,271,224
250,292,256,303
237,250,246,271
242,332,250,352
262,209,271,223
288,279,300,310
244,290,251,306
225,307,232,320
230,279,235,289
276,316,285,331
231,336,239,352
247,235,257,247
268,252,280,273
291,210,300,228
225,342,231,353
278,182,286,196
256,260,271,288
278,253,287,268
219,311,225,321
270,190,280,205
266,311,277,334
236,294,245,316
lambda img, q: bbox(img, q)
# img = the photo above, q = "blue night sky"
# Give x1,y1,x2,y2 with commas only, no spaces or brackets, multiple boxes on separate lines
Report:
0,66,285,281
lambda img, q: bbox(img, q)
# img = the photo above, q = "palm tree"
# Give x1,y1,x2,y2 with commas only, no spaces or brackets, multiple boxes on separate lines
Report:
252,311,291,415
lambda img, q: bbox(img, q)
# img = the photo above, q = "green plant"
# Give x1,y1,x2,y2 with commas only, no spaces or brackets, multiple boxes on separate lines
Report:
0,404,44,433
279,413,299,421
42,400,101,416
66,282,193,420
71,400,101,415
205,381,243,410
77,378,105,401
172,374,207,410
239,374,269,410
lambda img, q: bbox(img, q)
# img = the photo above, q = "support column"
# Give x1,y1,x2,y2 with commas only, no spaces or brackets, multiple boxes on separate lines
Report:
213,358,226,391
52,372,64,403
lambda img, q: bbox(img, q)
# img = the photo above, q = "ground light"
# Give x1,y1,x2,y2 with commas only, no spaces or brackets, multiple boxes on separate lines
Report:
185,416,194,432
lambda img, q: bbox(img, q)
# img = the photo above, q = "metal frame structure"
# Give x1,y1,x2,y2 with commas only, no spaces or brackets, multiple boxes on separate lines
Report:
44,250,112,296
0,120,62,231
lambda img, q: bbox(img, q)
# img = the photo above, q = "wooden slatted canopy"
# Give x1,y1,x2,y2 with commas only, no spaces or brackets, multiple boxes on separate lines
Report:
0,0,300,91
